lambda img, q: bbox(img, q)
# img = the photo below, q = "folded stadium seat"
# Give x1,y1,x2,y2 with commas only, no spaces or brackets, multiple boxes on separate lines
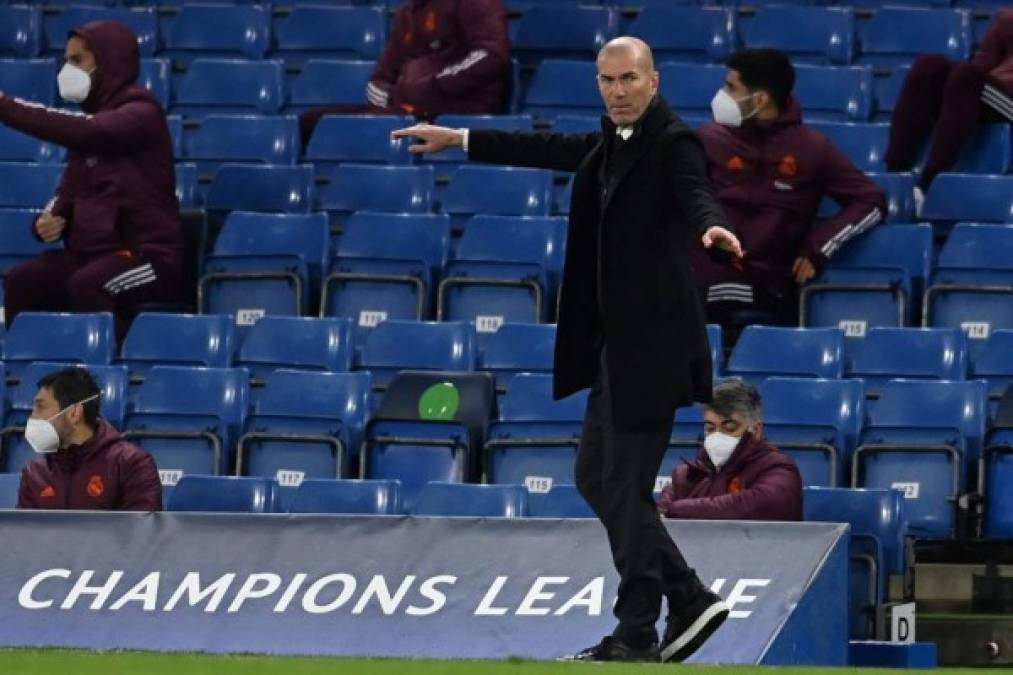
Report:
412,482,528,517
742,6,856,65
872,64,909,122
866,172,916,222
234,316,354,384
981,388,1013,538
175,163,199,208
759,377,866,488
0,6,41,58
628,6,737,64
971,330,1013,400
856,7,972,66
138,58,170,107
204,163,314,214
479,322,556,396
198,211,329,329
288,478,402,515
845,328,969,396
167,115,183,158
173,59,284,118
485,372,587,491
706,323,724,376
320,212,451,346
161,4,270,64
511,5,617,66
0,58,55,105
316,165,434,224
123,365,250,479
437,216,567,341
285,59,375,114
0,123,63,165
658,63,726,119
357,320,478,391
555,175,573,216
44,6,158,57
552,115,600,134
441,165,553,231
922,174,1013,226
527,483,595,518
923,222,1013,360
1,361,127,474
362,369,495,507
660,404,709,482
237,370,373,502
306,115,417,167
803,487,907,639
852,378,987,538
0,471,18,509
272,6,386,66
808,121,888,173
0,162,63,210
2,312,114,380
801,223,933,333
428,114,535,178
523,59,601,120
118,313,236,381
0,209,63,283
167,475,280,513
793,64,874,122
725,326,846,384
182,115,300,175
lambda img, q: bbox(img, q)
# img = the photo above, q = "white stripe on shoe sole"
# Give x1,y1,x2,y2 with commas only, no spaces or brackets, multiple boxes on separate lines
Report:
660,600,730,662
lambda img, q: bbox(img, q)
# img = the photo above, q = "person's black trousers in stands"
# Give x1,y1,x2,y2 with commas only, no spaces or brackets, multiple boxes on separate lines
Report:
575,350,708,648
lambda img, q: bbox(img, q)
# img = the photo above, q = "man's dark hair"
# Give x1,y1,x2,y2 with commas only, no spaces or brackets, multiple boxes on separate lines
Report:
37,367,101,427
706,380,763,421
726,48,795,112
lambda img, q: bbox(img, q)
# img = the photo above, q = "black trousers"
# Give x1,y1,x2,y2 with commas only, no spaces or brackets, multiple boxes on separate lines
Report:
575,351,707,647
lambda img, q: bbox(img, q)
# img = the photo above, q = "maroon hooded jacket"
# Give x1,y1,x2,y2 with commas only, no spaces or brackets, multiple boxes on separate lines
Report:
18,419,162,511
691,99,886,303
368,0,511,116
657,433,803,521
974,8,1013,94
0,21,182,270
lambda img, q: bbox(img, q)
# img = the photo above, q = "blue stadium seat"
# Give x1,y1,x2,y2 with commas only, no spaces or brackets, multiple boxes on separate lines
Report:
316,164,434,215
658,63,726,119
951,124,1013,175
857,8,972,66
235,316,354,383
794,64,874,121
167,114,183,158
868,172,916,223
175,162,198,208
0,209,62,279
845,328,968,395
288,478,402,515
872,65,908,121
551,115,600,134
0,6,41,58
802,223,932,333
162,4,270,62
707,323,724,377
726,326,845,383
412,482,528,517
45,6,158,57
198,211,330,325
523,59,600,118
743,7,856,65
306,115,416,166
321,213,451,345
238,370,372,492
982,391,1013,538
442,166,553,224
853,379,987,538
173,59,284,117
921,174,1013,224
182,115,300,172
167,476,279,513
287,59,374,113
479,322,556,394
512,6,617,63
971,330,1013,399
429,114,535,166
119,313,235,380
138,58,170,107
0,472,19,509
0,162,62,210
809,122,888,172
629,6,737,63
2,312,114,380
527,483,595,518
760,377,865,488
124,366,250,477
273,6,386,64
204,164,314,213
357,320,477,391
0,58,55,105
438,216,566,335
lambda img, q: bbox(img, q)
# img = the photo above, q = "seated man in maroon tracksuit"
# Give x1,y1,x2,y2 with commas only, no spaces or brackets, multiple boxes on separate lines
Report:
0,21,183,341
658,381,803,522
692,49,887,344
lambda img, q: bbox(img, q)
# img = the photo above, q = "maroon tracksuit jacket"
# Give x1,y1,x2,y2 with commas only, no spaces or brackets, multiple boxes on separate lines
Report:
692,99,886,307
658,433,803,521
18,419,162,511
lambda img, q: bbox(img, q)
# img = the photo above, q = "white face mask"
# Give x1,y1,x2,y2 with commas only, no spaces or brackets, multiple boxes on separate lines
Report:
25,394,100,455
57,63,93,104
710,88,759,128
703,431,741,469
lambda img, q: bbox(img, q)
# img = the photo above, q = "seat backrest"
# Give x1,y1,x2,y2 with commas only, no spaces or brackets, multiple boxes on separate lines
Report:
163,4,270,58
377,370,494,429
793,64,873,121
46,6,158,56
857,7,971,64
3,312,115,371
13,361,128,428
167,475,279,513
512,5,616,55
728,326,845,379
456,216,566,273
213,211,329,284
274,6,387,60
121,313,235,372
411,482,527,517
205,164,314,213
0,124,64,163
139,57,170,107
481,323,556,373
847,327,968,381
289,59,375,108
0,58,56,104
809,121,887,172
443,166,552,217
629,6,736,62
937,223,1013,272
337,212,451,276
183,114,300,165
866,172,915,223
237,317,355,375
499,372,587,422
317,164,434,213
760,377,865,450
658,62,726,115
824,223,932,292
257,369,371,428
306,115,416,165
922,174,1013,224
529,483,595,518
869,378,987,458
0,471,19,509
360,321,478,372
132,366,250,433
288,478,401,514
0,6,41,58
523,59,600,113
0,209,61,267
175,59,284,114
972,330,1013,378
0,162,63,209
803,486,906,574
743,6,855,64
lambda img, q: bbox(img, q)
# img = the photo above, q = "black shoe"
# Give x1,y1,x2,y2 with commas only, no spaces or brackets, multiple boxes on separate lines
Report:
561,636,660,662
660,591,730,663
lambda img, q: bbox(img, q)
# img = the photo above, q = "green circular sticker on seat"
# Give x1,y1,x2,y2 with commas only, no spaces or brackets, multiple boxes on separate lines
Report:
418,382,460,420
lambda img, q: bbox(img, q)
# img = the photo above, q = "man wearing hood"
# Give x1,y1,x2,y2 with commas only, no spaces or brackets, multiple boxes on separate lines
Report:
693,49,886,345
658,380,803,522
0,21,183,341
18,367,162,511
